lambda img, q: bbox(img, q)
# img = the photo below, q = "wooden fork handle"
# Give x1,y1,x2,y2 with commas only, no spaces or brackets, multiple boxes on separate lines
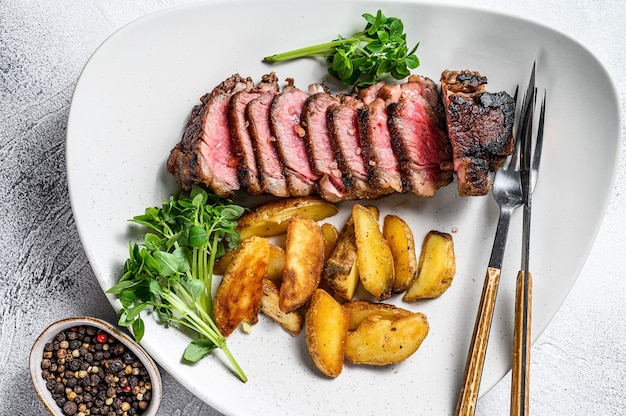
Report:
511,271,532,416
455,266,502,416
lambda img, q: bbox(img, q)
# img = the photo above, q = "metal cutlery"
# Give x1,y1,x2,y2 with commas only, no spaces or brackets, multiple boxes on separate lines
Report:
511,79,546,416
455,64,538,416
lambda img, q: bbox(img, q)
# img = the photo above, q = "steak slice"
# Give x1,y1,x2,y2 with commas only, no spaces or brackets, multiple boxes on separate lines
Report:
167,74,254,197
387,75,453,197
301,92,350,202
328,95,378,199
270,83,319,196
229,73,280,195
357,81,385,105
229,90,263,194
357,95,403,194
441,70,515,196
247,90,289,197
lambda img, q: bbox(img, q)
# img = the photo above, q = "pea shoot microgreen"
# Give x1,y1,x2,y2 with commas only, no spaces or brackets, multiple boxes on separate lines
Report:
107,186,248,382
263,10,420,86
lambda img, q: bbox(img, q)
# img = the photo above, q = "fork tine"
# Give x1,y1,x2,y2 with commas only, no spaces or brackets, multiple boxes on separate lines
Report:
531,91,546,190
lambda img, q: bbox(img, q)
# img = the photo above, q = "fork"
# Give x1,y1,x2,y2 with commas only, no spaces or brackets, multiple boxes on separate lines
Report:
455,65,537,416
511,84,546,416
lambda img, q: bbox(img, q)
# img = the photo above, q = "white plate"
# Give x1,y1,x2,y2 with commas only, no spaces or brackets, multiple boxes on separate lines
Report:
66,1,620,415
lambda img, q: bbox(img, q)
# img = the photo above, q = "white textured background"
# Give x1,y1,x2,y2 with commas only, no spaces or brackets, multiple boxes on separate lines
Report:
1,0,624,415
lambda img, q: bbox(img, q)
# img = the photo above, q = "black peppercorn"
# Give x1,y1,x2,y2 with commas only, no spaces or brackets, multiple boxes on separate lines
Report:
41,325,153,415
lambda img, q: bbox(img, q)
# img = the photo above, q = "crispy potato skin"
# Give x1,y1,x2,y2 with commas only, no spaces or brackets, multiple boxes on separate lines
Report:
214,236,270,336
353,204,395,301
403,231,456,301
279,216,326,313
236,197,338,240
323,215,359,301
345,311,429,366
383,215,419,293
260,278,302,335
305,289,349,378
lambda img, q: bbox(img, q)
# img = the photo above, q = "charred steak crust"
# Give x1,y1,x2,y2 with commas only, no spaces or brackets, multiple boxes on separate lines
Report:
441,69,515,196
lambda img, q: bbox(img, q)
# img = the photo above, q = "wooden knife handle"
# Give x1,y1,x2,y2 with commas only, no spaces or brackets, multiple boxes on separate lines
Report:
511,271,532,416
455,267,502,416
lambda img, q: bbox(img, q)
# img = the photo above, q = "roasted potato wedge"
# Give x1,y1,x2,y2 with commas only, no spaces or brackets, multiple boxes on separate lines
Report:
266,244,286,282
343,300,412,331
279,216,325,313
212,249,236,275
305,289,349,378
260,278,302,335
236,197,338,240
323,215,359,301
353,204,395,301
345,312,429,366
403,231,456,301
213,236,269,336
321,223,339,261
214,241,285,282
383,215,418,293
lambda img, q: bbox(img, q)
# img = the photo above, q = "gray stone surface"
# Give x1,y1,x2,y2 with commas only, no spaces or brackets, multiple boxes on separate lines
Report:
1,1,624,415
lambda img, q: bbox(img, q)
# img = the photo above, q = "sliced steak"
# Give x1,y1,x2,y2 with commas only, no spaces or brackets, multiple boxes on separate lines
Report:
247,90,289,197
441,70,515,196
301,92,349,202
270,83,319,196
228,73,280,195
328,95,378,199
387,75,453,196
167,74,254,197
229,90,263,194
357,81,385,105
357,95,403,194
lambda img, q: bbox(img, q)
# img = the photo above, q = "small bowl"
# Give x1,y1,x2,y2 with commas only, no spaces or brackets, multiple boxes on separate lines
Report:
30,316,162,416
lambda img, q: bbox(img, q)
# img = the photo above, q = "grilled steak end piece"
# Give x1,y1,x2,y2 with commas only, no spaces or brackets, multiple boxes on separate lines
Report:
167,74,254,197
441,70,516,196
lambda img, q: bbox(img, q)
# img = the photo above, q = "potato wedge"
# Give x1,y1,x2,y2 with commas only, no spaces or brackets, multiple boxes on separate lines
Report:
305,289,349,378
321,223,339,261
215,242,285,282
213,236,270,336
345,312,429,366
353,204,395,301
212,249,236,275
260,278,302,335
266,244,286,282
403,230,456,301
383,215,418,293
236,197,338,240
343,300,412,331
279,216,325,313
322,215,359,301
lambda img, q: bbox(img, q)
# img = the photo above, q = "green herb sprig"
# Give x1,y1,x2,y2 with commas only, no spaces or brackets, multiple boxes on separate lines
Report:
263,10,420,86
107,186,248,382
